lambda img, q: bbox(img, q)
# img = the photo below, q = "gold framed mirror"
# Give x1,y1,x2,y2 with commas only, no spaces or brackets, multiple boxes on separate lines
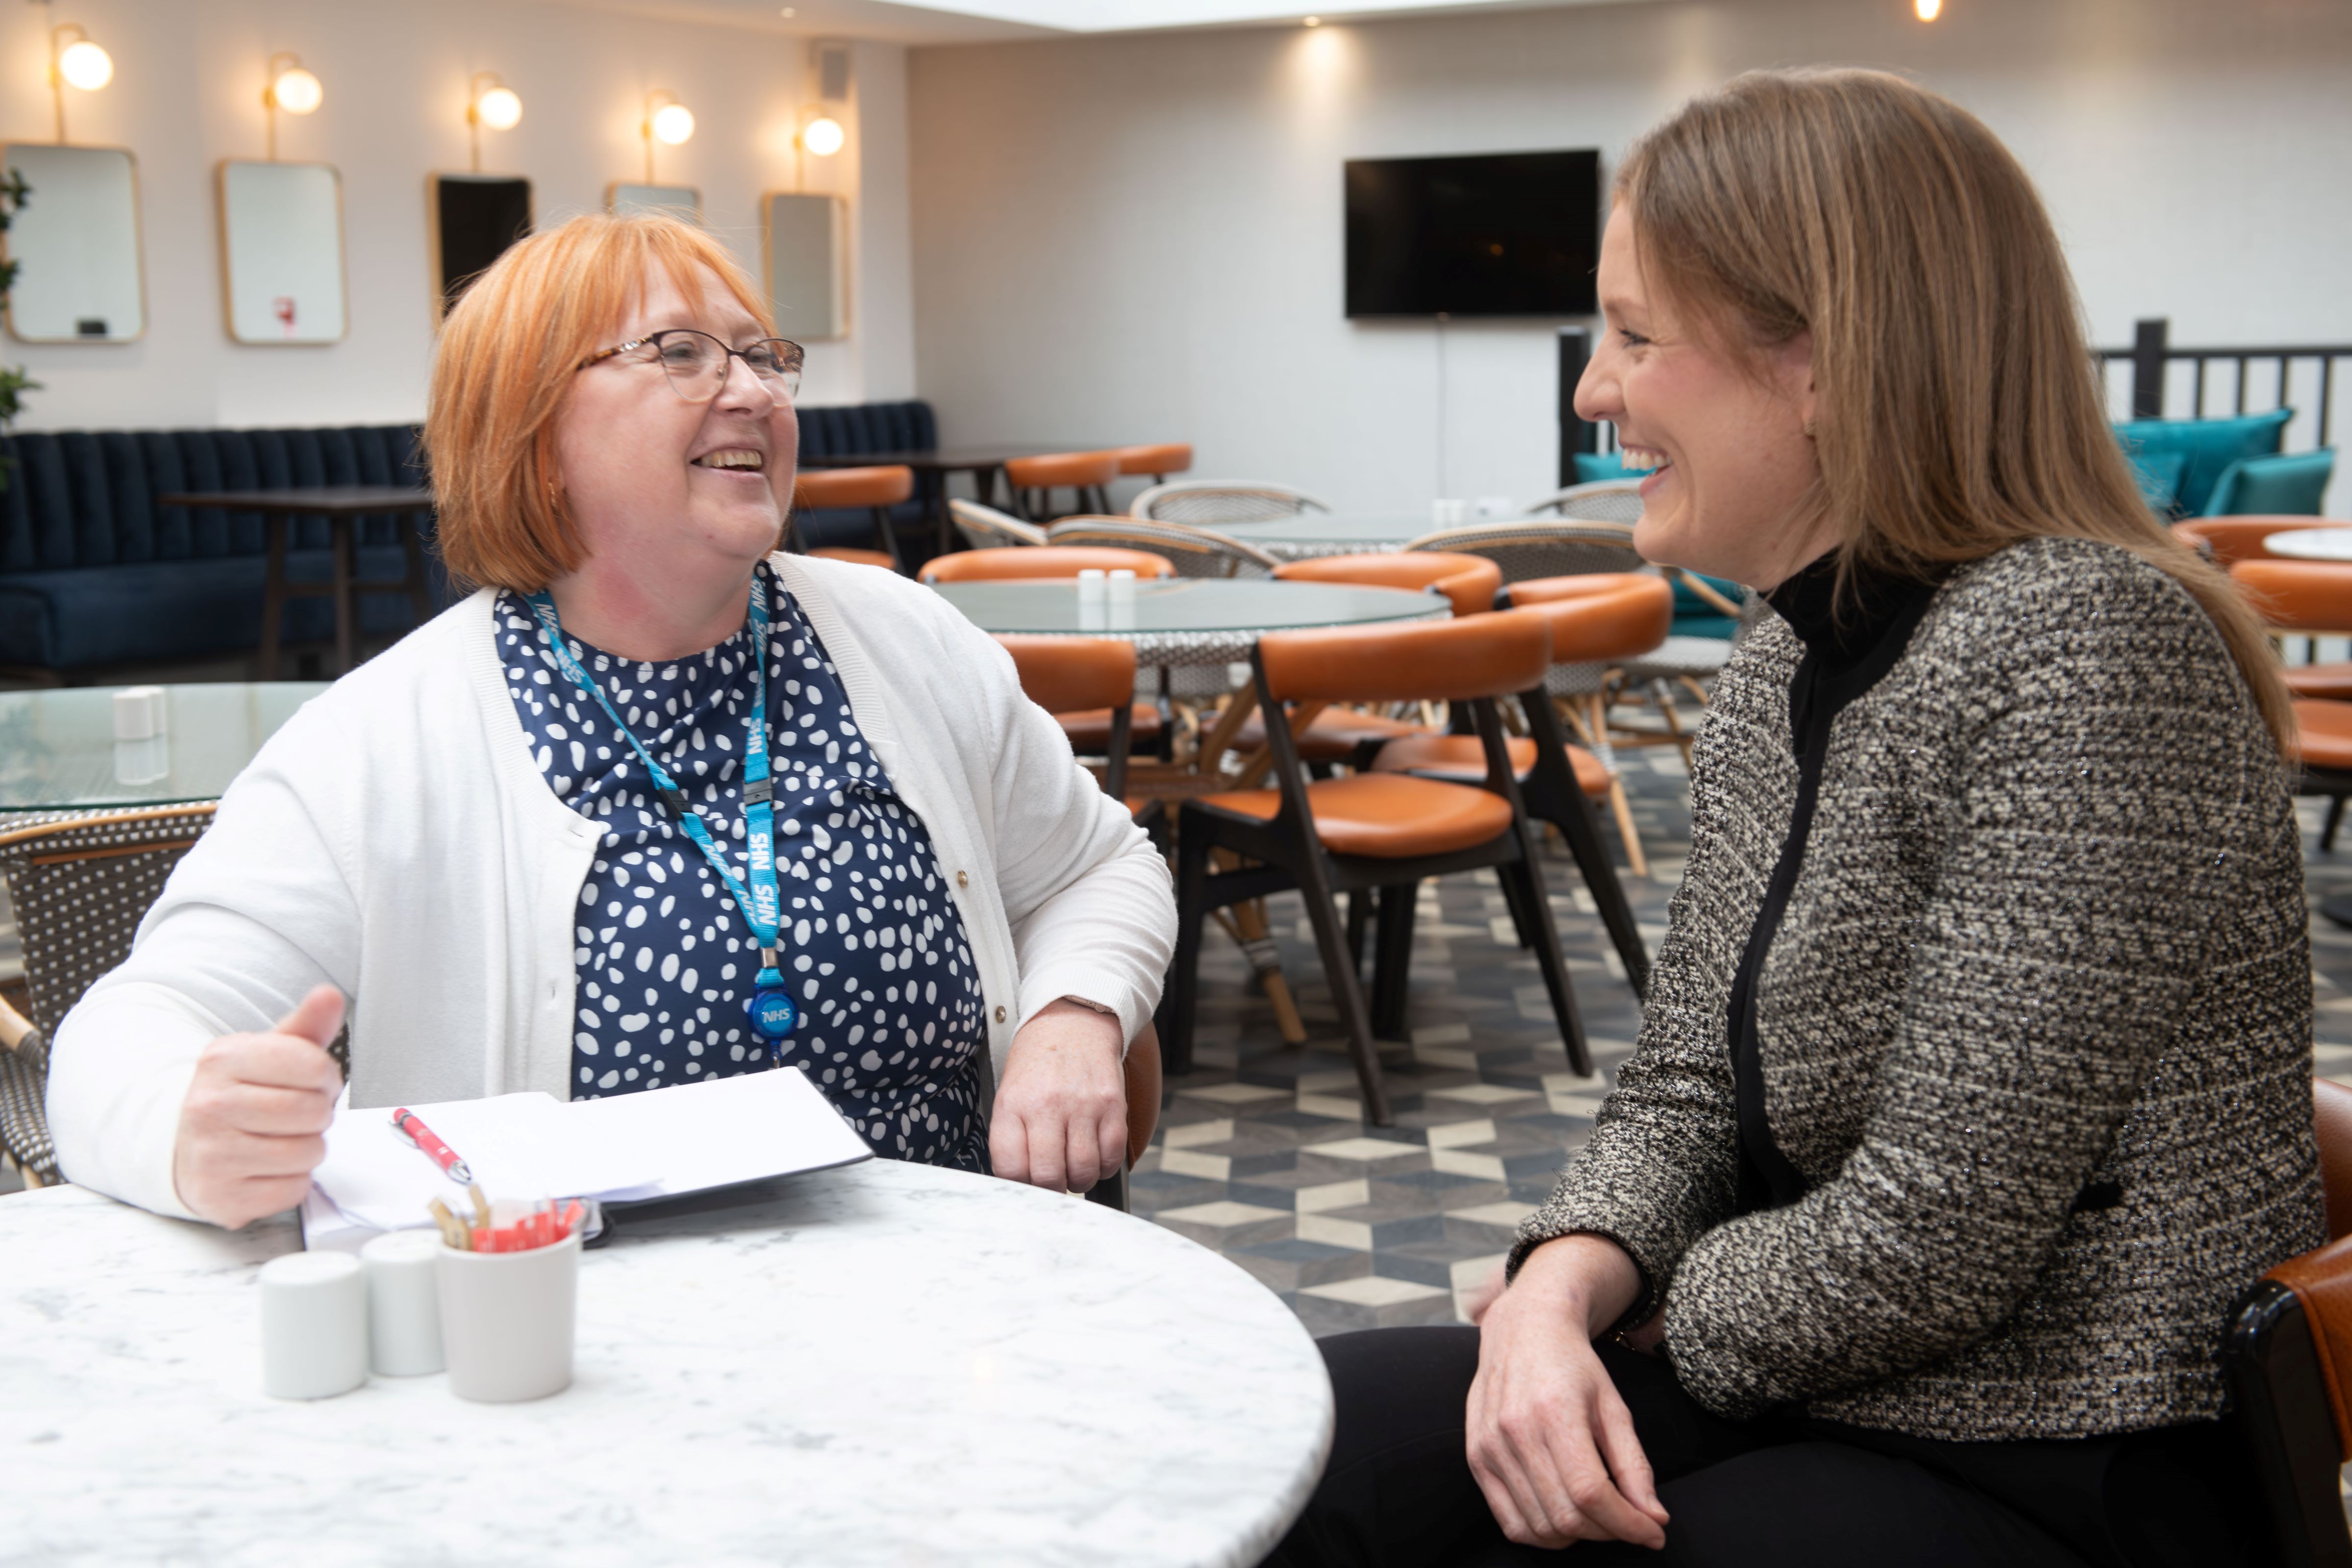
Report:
218,160,347,344
1,142,146,343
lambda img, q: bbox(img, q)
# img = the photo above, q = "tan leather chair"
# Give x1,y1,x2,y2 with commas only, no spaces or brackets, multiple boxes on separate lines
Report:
1369,574,1672,994
919,546,1175,585
790,466,913,571
1273,550,1504,620
1169,611,1590,1120
994,634,1152,805
2230,558,2352,849
1004,450,1120,520
2227,1078,2352,1567
1115,443,1193,485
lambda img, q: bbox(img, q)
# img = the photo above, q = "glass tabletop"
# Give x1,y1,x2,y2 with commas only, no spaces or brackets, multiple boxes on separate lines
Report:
931,578,1444,635
2261,527,2352,561
0,682,328,812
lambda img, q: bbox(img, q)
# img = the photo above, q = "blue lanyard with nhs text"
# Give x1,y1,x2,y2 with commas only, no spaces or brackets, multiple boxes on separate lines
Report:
523,572,799,1050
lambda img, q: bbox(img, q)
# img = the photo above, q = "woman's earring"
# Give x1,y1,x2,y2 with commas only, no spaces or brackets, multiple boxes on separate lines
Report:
1802,417,1818,439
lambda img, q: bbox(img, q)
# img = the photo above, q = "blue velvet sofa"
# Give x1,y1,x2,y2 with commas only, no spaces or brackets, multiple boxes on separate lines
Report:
793,400,939,558
0,424,431,674
0,400,942,676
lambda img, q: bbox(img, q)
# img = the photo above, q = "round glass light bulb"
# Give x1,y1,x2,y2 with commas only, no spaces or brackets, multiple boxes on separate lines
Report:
802,116,845,157
59,39,114,92
476,85,522,130
272,67,323,115
652,102,696,146
1915,0,1941,16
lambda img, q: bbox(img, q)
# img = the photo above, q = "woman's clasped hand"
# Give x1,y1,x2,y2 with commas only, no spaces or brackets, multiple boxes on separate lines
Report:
1465,1238,1666,1552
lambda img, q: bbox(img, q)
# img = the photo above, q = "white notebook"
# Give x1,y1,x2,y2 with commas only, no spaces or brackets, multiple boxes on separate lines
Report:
302,1066,872,1248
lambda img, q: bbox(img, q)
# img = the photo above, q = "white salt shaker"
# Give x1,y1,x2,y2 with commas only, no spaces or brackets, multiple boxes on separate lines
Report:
1076,567,1107,608
259,1251,368,1400
111,685,166,740
361,1230,445,1376
1106,568,1137,609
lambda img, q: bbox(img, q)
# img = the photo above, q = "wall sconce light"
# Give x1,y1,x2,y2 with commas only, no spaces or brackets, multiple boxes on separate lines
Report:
1915,0,1942,16
47,24,113,144
466,73,523,173
641,91,695,182
801,116,844,157
262,53,323,162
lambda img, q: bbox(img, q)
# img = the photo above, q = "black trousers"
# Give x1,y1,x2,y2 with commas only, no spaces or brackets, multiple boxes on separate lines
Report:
1268,1327,2268,1568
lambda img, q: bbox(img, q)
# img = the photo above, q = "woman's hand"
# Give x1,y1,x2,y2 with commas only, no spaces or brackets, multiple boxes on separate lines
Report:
990,999,1127,1194
1466,1234,1670,1551
171,985,346,1229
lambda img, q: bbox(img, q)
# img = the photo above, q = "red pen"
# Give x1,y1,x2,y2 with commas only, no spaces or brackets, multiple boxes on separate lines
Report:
389,1107,475,1185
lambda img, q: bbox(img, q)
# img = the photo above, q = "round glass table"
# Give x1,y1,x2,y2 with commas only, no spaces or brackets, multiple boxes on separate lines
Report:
2260,527,2352,561
931,577,1448,665
0,682,328,814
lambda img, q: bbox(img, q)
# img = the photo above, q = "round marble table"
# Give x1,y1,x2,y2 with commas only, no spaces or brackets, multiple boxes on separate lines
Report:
0,681,327,813
2260,527,2352,561
932,577,1446,666
0,1160,1333,1565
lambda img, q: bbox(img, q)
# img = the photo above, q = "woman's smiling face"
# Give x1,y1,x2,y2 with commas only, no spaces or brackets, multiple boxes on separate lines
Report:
1574,201,1830,591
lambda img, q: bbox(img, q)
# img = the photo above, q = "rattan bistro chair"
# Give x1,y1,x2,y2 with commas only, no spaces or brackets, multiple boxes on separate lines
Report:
1131,481,1333,525
1405,518,1647,582
1168,612,1590,1122
0,806,221,1184
790,465,913,571
948,498,1048,551
1523,479,1645,526
1045,516,1279,579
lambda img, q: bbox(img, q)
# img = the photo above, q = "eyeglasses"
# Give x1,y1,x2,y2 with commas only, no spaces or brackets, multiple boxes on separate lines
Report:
576,329,805,403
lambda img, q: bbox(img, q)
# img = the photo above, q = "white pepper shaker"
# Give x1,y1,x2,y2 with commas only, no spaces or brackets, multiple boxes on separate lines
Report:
361,1230,445,1376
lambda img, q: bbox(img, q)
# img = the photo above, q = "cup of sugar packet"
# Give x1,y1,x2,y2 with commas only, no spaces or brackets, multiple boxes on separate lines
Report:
433,1198,584,1403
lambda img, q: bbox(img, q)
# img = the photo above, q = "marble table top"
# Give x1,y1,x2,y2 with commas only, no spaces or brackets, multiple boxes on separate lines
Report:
0,1160,1333,1566
2260,526,2352,561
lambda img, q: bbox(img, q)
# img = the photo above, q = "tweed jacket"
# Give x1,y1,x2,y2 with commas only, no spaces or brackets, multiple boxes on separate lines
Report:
1514,537,2323,1442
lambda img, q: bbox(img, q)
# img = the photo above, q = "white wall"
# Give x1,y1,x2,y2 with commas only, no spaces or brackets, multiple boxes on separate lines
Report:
907,0,2352,514
0,0,916,431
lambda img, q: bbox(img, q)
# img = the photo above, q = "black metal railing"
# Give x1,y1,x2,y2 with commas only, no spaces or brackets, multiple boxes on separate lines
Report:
2098,318,2349,451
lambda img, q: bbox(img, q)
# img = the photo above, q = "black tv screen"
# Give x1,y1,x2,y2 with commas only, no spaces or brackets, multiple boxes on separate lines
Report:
1345,150,1601,318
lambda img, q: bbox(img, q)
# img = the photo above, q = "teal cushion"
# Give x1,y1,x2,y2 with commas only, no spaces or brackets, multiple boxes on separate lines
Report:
1573,451,1629,484
2125,449,2189,514
2113,409,2291,517
2203,447,2336,517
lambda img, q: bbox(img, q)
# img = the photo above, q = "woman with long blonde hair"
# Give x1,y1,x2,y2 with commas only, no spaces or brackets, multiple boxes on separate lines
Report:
1275,69,2315,1568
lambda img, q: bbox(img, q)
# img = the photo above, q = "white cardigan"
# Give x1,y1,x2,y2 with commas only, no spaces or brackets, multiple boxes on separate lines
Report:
47,554,1176,1220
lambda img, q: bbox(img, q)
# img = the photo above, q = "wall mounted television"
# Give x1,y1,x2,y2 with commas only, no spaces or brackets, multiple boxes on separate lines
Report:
1345,150,1601,318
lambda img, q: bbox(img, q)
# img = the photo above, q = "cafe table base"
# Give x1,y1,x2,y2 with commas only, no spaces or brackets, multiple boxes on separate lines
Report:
0,1159,1333,1567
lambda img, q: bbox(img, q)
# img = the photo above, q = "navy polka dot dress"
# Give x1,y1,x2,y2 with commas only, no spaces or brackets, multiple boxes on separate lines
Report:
496,569,992,1172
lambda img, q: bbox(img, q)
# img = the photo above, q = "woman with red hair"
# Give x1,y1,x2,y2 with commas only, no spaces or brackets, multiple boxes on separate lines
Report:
49,214,1174,1222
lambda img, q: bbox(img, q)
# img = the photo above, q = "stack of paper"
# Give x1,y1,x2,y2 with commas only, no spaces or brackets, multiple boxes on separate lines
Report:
302,1067,872,1249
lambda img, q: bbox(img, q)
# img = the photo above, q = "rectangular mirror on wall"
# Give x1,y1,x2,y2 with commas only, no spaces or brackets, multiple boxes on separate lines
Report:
606,183,700,222
1,144,146,343
763,193,847,343
429,174,532,318
218,161,346,344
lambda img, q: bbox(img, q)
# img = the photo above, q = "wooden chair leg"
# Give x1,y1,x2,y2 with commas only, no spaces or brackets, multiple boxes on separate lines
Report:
2327,794,2348,853
1370,882,1418,1041
1501,833,1593,1077
871,504,905,572
1606,776,1650,881
1166,830,1210,1075
1294,847,1393,1125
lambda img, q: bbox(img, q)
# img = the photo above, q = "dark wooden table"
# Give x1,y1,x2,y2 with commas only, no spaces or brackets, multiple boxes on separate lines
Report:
799,445,1088,557
156,487,437,678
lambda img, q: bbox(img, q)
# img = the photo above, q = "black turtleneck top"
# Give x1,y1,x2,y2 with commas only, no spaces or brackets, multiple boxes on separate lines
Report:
1729,551,1942,1213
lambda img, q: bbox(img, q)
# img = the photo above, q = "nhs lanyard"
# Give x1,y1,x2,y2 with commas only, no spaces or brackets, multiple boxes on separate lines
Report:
523,577,799,1045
